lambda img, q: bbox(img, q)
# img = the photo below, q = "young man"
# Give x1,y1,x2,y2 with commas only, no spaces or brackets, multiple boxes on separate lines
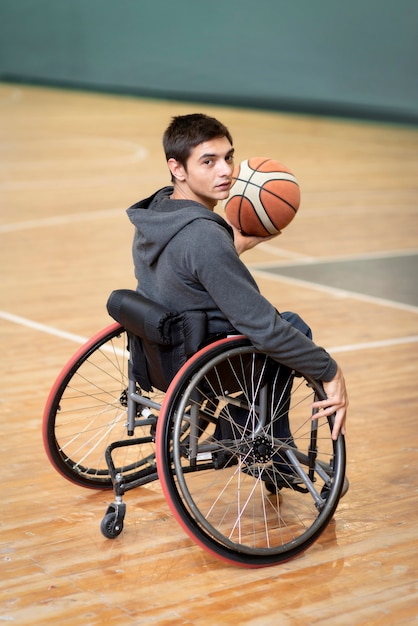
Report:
127,113,348,449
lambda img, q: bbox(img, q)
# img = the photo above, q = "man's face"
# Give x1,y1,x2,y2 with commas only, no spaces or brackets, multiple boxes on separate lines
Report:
170,137,235,209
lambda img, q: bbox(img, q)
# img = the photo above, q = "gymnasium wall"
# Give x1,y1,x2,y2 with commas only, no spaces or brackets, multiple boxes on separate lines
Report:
0,0,417,122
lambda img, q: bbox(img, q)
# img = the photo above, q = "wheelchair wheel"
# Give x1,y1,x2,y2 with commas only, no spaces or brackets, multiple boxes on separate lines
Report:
43,323,163,489
157,335,346,568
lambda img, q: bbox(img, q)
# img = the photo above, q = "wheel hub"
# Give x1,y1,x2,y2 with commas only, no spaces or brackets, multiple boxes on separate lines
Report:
251,435,273,463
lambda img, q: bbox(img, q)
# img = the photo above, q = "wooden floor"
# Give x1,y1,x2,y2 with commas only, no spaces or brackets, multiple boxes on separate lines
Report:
1,83,417,625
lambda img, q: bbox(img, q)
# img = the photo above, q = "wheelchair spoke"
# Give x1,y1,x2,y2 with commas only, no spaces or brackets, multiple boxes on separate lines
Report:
158,336,346,567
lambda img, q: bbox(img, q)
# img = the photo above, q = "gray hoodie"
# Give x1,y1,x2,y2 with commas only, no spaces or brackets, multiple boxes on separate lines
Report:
127,186,337,382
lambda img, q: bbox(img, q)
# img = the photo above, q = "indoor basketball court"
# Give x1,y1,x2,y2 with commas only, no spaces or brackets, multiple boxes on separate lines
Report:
1,3,418,624
2,78,417,626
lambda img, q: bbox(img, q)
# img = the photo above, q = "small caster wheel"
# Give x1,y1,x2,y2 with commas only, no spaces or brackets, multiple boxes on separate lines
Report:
100,503,126,539
101,512,123,538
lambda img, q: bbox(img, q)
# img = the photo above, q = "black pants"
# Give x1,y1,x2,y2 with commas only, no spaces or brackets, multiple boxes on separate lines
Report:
214,311,312,471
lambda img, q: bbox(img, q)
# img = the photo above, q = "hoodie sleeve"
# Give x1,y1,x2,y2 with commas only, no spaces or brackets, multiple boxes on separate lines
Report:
182,219,337,382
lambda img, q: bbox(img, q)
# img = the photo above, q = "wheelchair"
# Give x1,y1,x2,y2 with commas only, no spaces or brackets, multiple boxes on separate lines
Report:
43,289,347,568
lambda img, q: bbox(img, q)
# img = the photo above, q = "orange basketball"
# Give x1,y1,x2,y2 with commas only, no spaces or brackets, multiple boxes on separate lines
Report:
223,157,300,237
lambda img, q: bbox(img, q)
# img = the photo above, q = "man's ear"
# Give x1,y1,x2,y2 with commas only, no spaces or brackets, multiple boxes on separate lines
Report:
167,158,186,182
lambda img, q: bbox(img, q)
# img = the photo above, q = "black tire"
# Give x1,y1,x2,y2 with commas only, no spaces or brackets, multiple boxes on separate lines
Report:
100,512,124,538
157,336,346,568
43,323,162,489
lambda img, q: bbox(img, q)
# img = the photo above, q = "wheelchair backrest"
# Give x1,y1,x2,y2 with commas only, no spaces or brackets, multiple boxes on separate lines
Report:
106,289,207,391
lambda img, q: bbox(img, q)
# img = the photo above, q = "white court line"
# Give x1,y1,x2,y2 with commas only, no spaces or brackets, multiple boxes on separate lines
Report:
0,310,88,344
1,137,148,168
252,269,418,314
257,243,314,262
253,246,418,264
328,335,418,354
1,309,417,356
0,175,142,192
0,208,125,233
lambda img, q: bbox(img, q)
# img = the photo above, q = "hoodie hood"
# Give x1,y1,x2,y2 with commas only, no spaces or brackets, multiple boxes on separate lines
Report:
127,186,233,266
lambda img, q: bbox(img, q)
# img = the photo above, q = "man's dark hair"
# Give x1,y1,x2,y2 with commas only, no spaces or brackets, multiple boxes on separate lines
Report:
163,113,233,170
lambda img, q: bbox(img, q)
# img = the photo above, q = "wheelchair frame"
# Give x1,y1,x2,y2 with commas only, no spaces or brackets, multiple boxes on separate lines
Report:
43,317,346,568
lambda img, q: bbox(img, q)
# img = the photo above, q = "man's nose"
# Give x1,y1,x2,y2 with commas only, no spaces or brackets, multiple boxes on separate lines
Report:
218,161,233,176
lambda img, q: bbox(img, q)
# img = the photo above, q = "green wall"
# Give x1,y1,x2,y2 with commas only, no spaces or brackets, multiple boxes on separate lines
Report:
1,0,417,122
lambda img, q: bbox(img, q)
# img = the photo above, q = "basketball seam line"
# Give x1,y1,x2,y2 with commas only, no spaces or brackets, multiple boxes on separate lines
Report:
231,180,299,213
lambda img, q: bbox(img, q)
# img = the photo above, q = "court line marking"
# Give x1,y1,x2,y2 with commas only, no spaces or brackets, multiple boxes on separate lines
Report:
252,269,418,314
0,208,125,233
1,138,148,170
1,309,417,355
253,246,418,264
0,310,89,344
0,176,142,192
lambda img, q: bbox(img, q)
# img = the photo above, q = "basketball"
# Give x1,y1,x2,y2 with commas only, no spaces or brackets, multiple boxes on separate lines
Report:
223,157,300,237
